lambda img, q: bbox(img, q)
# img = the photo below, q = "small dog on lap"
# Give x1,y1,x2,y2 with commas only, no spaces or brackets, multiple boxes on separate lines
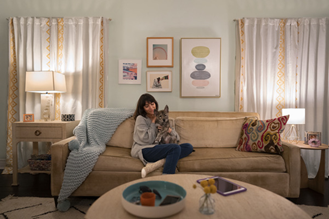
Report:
154,105,178,144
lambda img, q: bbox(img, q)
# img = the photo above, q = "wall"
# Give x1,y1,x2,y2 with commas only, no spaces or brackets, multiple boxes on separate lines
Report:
0,0,328,162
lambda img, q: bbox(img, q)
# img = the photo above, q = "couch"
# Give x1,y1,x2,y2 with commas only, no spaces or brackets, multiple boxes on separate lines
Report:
51,111,301,200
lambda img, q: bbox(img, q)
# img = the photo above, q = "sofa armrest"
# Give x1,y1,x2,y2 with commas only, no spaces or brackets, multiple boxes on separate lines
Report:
51,136,76,196
281,141,301,198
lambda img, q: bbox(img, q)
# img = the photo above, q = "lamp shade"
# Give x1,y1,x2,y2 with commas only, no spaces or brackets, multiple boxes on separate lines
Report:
282,108,305,124
25,71,66,93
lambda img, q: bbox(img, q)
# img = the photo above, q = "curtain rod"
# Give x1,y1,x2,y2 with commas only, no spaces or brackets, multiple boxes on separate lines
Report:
6,17,112,21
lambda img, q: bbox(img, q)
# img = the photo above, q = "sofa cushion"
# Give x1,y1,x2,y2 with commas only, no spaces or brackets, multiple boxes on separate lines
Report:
177,148,286,172
236,115,289,154
93,146,144,171
175,117,254,148
106,117,135,148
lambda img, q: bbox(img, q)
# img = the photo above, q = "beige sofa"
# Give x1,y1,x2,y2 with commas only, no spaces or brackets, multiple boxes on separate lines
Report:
51,111,301,201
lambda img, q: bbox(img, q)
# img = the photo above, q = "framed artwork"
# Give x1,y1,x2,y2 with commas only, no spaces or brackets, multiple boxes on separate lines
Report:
304,131,321,146
146,71,172,92
23,114,34,122
180,38,221,98
118,59,142,84
147,37,173,67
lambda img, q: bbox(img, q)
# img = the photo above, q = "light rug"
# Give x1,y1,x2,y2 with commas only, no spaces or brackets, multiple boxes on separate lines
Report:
298,205,329,219
0,195,96,219
1,195,329,218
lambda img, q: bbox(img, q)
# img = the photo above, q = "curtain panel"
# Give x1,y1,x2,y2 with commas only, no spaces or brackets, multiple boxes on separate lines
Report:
3,17,109,174
235,18,329,178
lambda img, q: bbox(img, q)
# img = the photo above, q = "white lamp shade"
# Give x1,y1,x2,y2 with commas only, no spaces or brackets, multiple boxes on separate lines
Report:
282,108,305,124
25,71,66,93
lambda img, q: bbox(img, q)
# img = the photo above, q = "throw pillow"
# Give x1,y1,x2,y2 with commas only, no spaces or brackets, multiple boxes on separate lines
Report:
236,115,290,154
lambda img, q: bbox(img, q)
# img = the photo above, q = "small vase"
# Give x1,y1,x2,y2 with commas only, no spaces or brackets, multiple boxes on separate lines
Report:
199,193,215,215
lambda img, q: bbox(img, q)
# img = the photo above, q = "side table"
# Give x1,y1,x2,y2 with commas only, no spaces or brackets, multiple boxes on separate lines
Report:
12,120,79,186
283,140,328,194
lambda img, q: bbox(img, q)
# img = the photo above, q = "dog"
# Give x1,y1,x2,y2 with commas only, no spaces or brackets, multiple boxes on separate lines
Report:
154,105,178,144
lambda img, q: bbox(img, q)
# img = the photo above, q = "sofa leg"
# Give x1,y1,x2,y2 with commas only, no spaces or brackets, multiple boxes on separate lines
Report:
53,196,58,208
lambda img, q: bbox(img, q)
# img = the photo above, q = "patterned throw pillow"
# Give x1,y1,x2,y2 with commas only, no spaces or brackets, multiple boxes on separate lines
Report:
236,115,289,154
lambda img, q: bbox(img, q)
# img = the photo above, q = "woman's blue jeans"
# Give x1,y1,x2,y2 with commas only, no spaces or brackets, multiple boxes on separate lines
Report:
142,143,193,174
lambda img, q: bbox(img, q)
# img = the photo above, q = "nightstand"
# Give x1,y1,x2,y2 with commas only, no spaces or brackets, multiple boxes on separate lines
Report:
283,140,329,194
12,120,79,186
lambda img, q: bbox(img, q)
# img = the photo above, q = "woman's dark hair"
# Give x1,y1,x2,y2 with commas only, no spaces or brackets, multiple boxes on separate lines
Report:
133,93,158,120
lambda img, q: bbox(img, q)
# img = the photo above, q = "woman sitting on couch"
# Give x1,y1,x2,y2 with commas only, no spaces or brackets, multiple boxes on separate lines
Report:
131,93,193,175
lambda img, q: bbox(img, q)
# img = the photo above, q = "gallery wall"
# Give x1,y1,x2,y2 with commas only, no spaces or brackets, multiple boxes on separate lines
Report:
0,0,328,162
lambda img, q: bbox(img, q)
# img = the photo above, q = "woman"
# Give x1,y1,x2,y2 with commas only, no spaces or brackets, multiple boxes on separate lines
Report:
131,93,193,174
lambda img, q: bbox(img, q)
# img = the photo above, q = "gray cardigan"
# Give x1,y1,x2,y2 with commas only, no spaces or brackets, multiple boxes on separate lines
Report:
130,115,179,165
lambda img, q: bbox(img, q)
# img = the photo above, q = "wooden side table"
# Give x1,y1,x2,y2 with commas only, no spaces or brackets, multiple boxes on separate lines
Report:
12,120,79,186
283,140,328,194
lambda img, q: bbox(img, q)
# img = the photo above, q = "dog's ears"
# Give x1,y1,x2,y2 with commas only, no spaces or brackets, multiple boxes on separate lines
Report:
164,105,169,113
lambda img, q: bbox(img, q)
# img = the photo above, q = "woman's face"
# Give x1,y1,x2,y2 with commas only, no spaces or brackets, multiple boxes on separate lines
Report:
143,101,156,115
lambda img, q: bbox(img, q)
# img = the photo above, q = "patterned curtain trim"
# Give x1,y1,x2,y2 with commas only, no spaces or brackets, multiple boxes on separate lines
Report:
275,19,286,117
3,18,18,174
98,19,105,108
238,19,245,112
55,18,64,120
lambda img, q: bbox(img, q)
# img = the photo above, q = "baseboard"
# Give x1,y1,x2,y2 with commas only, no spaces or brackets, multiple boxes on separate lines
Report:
0,159,6,169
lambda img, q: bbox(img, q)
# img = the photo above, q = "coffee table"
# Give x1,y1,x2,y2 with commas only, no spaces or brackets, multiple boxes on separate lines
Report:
85,174,311,219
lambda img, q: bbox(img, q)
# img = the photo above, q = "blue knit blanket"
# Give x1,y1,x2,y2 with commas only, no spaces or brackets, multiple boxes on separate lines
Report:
57,108,134,211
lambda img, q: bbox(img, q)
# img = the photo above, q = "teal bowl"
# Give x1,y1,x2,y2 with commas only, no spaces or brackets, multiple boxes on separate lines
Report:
122,180,186,218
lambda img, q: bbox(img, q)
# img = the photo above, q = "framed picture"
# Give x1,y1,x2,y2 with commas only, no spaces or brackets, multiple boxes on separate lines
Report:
146,71,172,92
147,37,173,67
23,114,34,122
118,59,142,84
304,131,321,146
180,38,221,98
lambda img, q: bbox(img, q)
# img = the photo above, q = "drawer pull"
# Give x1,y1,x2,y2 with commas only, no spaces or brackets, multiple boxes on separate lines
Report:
34,130,42,136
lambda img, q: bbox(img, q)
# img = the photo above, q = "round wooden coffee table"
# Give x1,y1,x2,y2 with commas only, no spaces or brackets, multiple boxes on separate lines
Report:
86,174,311,219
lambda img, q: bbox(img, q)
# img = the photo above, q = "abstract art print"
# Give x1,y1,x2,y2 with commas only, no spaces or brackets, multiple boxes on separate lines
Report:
147,37,173,67
180,38,221,98
146,71,172,92
118,59,142,84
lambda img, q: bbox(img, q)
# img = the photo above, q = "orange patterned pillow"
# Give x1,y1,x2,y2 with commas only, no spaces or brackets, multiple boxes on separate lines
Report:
236,115,289,154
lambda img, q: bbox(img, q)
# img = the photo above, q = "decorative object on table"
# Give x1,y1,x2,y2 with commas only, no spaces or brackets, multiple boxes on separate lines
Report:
281,108,305,143
147,37,173,67
23,114,34,122
180,38,221,98
146,71,172,92
305,131,321,146
118,59,142,84
140,192,156,206
236,115,289,154
194,178,217,215
25,71,66,121
61,114,75,121
27,154,51,171
121,180,186,218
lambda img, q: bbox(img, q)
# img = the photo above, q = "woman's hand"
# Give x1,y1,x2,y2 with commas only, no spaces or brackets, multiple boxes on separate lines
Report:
168,127,172,134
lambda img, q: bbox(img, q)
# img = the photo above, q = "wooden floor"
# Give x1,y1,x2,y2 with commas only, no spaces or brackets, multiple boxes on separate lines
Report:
0,170,328,207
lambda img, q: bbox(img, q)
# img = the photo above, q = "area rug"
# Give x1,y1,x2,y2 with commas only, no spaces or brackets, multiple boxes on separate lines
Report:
298,205,329,219
1,195,329,218
0,195,96,219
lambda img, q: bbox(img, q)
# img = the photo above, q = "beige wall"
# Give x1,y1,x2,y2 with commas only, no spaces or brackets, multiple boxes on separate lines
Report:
0,0,328,161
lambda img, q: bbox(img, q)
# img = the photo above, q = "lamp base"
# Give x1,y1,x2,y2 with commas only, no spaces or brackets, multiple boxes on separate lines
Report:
283,124,299,143
41,94,55,121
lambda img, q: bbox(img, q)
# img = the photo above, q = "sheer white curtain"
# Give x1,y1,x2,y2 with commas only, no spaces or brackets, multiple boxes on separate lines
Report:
3,17,108,174
236,18,329,178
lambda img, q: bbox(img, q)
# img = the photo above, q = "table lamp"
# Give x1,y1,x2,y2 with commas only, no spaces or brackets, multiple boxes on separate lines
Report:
25,71,66,121
282,108,305,143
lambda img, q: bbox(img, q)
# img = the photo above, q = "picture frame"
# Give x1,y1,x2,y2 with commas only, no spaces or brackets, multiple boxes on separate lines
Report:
146,71,172,92
180,38,221,98
147,37,173,67
304,131,321,146
118,59,142,84
23,114,34,122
